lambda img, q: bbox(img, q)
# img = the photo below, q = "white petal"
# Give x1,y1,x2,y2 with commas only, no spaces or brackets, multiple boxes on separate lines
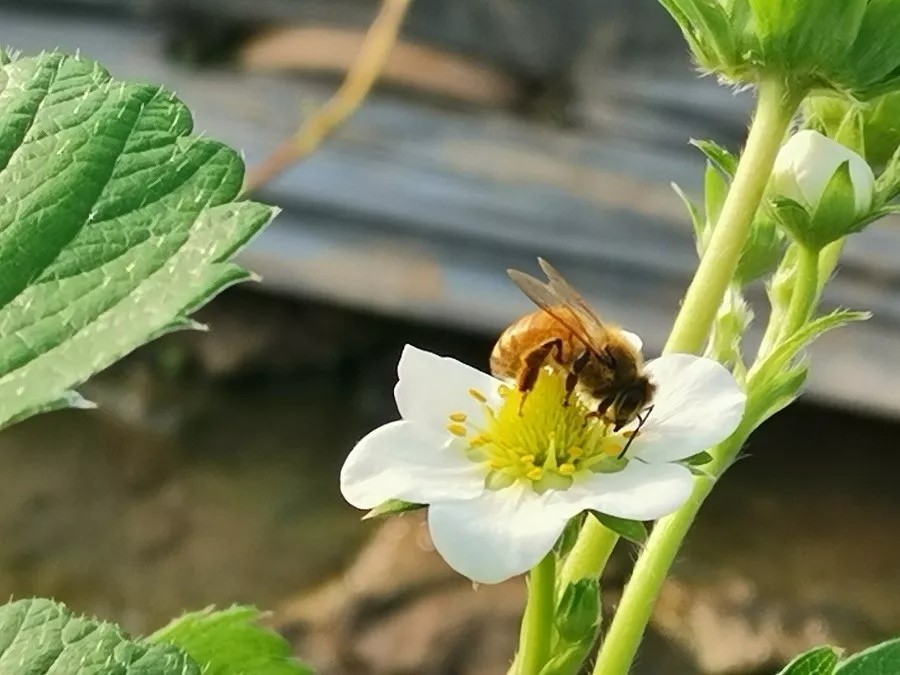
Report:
561,461,694,521
428,483,569,584
341,420,485,509
629,353,745,463
623,330,643,352
395,344,502,429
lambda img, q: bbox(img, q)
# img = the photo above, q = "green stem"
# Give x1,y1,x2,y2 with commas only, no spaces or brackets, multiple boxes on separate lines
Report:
518,552,557,675
558,516,619,588
585,78,805,675
816,238,845,298
665,76,799,355
779,245,820,340
591,422,752,675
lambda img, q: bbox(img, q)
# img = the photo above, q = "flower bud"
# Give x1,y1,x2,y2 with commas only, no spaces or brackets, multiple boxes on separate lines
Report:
555,578,600,643
772,130,874,215
769,130,876,250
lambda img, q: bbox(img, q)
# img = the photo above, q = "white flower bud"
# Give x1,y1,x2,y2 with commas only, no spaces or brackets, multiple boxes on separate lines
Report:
771,130,875,215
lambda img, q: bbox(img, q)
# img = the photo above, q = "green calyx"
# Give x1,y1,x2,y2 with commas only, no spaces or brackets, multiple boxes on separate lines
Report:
660,0,900,97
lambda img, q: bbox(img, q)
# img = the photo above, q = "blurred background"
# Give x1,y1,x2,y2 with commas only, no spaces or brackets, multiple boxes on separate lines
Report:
1,1,899,673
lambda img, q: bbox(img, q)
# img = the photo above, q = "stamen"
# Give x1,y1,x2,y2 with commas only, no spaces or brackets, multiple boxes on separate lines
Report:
448,412,467,423
622,430,637,439
498,384,512,398
603,443,622,457
468,388,487,403
490,458,509,470
526,467,544,481
558,463,576,475
447,423,468,437
568,446,584,459
519,454,536,465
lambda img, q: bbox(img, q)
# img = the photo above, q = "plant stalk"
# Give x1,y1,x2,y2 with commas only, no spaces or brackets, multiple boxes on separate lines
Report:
664,76,799,355
518,552,557,675
588,77,805,675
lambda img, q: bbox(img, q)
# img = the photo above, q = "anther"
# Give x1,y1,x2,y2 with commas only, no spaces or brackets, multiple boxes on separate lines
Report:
603,443,622,456
558,463,576,475
568,446,584,459
447,423,468,437
468,388,487,403
498,384,512,398
490,459,508,470
519,454,536,465
448,412,467,423
526,467,544,481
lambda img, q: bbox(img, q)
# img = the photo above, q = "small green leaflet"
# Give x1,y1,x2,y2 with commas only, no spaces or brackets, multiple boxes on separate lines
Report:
0,52,275,428
363,498,426,520
0,598,200,673
778,646,841,675
150,606,312,675
834,637,900,675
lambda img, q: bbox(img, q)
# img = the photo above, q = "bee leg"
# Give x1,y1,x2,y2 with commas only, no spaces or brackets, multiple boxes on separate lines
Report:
517,339,564,415
583,395,615,427
563,350,591,407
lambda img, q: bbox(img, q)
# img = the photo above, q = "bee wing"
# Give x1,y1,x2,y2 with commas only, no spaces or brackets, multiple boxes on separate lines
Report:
507,268,600,352
536,258,613,340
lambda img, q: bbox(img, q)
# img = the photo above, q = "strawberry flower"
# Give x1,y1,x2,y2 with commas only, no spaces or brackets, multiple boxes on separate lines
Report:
341,344,745,584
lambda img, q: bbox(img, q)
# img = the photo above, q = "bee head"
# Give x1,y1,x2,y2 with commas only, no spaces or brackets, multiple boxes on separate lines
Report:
612,376,656,431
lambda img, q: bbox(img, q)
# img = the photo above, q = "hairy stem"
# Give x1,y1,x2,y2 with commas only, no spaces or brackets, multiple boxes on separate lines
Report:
665,77,799,355
779,245,820,340
588,78,805,675
558,516,619,588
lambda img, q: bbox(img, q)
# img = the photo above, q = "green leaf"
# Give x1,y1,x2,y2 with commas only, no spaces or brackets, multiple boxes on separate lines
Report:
672,182,706,253
835,637,900,674
748,309,868,421
150,606,312,675
363,499,426,520
691,138,739,177
875,141,900,203
593,512,648,545
0,598,200,673
0,53,275,428
778,645,841,675
848,0,900,89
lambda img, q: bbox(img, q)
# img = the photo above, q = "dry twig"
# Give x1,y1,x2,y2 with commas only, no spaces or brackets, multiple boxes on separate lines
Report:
243,0,413,193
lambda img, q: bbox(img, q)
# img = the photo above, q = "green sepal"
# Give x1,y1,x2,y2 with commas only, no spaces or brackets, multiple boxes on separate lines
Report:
777,645,842,675
555,578,601,644
810,161,865,246
592,512,648,546
684,451,714,467
363,499,426,520
537,639,594,675
770,196,814,248
691,139,739,177
556,512,587,557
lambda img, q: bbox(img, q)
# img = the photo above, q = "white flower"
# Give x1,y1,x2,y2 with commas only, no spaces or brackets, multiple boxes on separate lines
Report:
771,129,875,215
341,344,745,584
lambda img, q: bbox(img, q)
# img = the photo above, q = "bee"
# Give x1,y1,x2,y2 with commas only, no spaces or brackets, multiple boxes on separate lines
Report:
490,258,655,432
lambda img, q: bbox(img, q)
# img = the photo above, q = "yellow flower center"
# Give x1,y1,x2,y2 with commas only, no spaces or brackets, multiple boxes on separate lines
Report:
448,369,632,492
